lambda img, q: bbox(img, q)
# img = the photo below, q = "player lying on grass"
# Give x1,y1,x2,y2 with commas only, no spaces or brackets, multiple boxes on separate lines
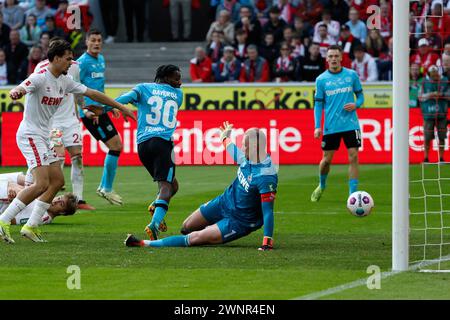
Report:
115,65,183,241
125,122,278,251
0,173,78,225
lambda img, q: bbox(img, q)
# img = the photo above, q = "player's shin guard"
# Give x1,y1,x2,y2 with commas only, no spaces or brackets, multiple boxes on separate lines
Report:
151,199,169,227
143,235,190,247
349,179,358,195
71,154,84,200
151,199,168,226
101,150,120,192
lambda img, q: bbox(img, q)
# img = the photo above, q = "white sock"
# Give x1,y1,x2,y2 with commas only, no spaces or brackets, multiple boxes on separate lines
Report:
59,158,65,171
71,155,84,201
0,198,26,224
25,169,34,186
143,240,151,247
25,200,51,228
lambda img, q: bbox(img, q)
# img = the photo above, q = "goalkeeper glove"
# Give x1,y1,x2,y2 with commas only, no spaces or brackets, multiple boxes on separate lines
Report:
258,236,273,251
219,121,233,142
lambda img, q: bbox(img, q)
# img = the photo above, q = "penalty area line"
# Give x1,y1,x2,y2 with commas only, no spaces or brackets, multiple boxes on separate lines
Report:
292,254,450,300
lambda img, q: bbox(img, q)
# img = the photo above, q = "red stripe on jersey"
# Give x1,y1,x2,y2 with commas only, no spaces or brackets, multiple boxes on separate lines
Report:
39,62,50,69
37,69,47,74
261,192,276,203
28,138,42,167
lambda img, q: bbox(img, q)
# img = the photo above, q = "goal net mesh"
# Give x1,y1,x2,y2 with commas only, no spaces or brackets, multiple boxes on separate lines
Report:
409,0,450,271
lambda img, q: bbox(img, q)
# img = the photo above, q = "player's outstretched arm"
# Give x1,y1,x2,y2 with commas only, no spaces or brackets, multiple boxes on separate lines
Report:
220,121,245,164
115,90,139,105
9,86,27,100
84,89,136,121
259,192,276,251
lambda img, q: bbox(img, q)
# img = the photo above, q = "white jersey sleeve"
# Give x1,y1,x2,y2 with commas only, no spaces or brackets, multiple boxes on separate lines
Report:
64,76,87,95
19,73,46,94
70,62,81,83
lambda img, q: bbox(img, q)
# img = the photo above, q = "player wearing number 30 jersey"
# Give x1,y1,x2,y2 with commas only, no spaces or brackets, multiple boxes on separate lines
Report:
116,65,183,241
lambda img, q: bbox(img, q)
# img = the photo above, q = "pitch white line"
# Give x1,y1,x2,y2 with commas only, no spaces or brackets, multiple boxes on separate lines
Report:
293,254,450,300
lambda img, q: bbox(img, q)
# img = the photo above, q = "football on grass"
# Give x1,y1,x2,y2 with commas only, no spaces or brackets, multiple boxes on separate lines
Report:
347,191,374,217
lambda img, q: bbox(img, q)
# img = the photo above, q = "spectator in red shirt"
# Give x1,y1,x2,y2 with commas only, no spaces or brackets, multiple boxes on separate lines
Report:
349,0,378,21
55,0,72,35
379,1,392,41
295,0,323,25
410,38,441,75
239,44,270,82
273,42,295,82
190,47,213,82
276,0,296,25
337,24,361,68
429,1,450,41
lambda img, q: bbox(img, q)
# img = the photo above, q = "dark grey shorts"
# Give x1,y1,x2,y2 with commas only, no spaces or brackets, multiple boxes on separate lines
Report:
424,118,448,142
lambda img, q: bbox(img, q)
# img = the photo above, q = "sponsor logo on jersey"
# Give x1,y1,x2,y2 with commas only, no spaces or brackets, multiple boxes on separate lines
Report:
237,168,250,192
325,86,353,96
41,96,64,106
91,72,104,78
152,89,177,100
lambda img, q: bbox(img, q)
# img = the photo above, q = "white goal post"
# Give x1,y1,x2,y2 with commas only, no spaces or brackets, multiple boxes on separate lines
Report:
392,0,410,271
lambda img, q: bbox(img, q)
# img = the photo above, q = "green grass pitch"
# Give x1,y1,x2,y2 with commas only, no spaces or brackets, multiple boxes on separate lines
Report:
0,164,449,300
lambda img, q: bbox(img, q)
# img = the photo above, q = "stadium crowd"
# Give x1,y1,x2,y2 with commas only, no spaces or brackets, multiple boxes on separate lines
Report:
0,0,91,85
0,0,448,86
191,0,450,84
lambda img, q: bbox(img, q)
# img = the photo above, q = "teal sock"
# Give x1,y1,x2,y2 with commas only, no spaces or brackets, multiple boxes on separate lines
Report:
151,199,168,227
320,174,328,189
143,235,189,247
101,151,120,192
349,179,358,194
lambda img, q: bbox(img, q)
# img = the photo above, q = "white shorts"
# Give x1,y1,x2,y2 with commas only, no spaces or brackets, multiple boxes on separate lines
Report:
0,180,8,201
17,134,59,170
53,122,83,148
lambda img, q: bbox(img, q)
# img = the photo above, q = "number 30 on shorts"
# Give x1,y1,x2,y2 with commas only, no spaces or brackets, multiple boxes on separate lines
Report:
146,96,178,128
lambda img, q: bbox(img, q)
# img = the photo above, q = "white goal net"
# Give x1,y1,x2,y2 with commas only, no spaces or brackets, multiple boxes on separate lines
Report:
410,162,450,271
408,0,450,272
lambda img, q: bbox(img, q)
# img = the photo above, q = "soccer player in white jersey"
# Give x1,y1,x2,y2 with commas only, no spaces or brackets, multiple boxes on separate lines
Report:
0,176,78,226
34,50,94,211
0,39,135,243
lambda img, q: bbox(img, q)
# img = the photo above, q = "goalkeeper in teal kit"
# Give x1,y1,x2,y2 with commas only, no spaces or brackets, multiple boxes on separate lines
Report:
125,121,278,251
311,45,365,202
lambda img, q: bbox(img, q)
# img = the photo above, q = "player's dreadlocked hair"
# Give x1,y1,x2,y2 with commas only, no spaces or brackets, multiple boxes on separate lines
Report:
154,64,180,83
